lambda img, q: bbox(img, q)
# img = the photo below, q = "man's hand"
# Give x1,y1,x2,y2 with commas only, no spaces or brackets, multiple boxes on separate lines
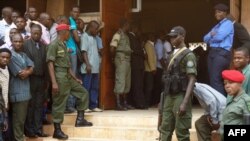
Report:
86,64,92,74
18,70,30,79
76,78,83,84
178,103,187,117
207,116,220,130
52,82,59,94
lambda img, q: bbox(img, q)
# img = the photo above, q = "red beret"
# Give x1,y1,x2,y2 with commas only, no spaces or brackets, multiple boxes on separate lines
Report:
222,70,245,83
56,24,70,31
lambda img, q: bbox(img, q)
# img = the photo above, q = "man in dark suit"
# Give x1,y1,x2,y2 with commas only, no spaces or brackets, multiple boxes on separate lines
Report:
23,23,49,137
128,23,146,109
227,14,250,51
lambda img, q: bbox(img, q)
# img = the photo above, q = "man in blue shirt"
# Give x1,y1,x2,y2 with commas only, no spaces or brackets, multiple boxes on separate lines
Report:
193,82,226,141
203,3,234,96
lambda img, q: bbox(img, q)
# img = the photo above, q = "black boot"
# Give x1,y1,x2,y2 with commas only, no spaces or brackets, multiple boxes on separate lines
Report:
123,94,134,110
116,95,127,111
75,110,93,127
53,123,68,140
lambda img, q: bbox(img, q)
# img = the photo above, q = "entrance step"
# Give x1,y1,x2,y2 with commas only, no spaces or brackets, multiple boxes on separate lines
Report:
27,108,202,141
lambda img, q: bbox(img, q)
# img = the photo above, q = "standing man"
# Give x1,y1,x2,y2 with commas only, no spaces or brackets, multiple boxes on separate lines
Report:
227,14,250,51
39,13,51,45
204,3,234,96
144,33,157,108
194,82,226,141
110,19,133,111
25,7,39,33
232,47,250,94
80,21,102,112
0,7,15,41
0,48,12,141
8,33,34,141
47,24,92,140
220,70,250,140
161,26,197,141
128,23,146,109
23,24,49,137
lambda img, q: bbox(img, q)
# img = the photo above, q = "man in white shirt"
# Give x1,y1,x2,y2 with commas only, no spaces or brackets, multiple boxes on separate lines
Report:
0,7,15,41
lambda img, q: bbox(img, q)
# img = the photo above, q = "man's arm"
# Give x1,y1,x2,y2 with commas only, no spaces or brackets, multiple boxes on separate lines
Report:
82,51,91,74
48,61,59,94
178,74,196,117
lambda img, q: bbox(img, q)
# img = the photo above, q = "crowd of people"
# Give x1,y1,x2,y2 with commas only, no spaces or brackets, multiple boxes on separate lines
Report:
158,3,250,141
0,2,250,141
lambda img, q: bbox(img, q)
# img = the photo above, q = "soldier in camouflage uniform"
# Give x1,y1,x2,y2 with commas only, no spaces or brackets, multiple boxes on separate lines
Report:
161,26,197,141
220,70,250,141
110,19,133,110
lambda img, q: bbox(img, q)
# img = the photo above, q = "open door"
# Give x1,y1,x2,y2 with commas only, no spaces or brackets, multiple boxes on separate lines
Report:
100,0,132,109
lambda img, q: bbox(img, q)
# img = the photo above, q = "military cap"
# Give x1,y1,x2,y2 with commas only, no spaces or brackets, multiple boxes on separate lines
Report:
167,26,186,37
214,3,229,12
222,70,245,83
56,24,70,31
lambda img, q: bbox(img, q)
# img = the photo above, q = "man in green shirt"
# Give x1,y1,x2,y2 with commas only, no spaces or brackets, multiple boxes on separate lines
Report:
47,24,92,140
161,26,197,141
232,47,250,94
220,70,250,140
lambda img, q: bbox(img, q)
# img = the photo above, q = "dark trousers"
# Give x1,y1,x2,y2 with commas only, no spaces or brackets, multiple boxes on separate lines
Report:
25,76,45,134
12,101,29,141
208,48,231,96
152,68,163,105
82,73,99,109
144,71,154,107
131,68,145,107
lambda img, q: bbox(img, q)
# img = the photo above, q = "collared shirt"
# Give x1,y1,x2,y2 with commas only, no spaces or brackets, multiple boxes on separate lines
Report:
0,42,12,50
0,67,10,108
203,18,234,51
242,64,250,95
5,30,31,46
8,50,34,103
50,23,58,42
193,82,226,124
0,19,16,41
66,17,78,55
80,32,100,74
154,39,164,68
47,39,71,68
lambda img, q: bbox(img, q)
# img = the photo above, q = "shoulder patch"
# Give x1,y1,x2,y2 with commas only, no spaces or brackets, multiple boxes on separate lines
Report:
187,61,194,67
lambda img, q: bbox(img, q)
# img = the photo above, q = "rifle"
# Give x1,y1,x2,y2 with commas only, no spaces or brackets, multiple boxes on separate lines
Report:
157,74,171,141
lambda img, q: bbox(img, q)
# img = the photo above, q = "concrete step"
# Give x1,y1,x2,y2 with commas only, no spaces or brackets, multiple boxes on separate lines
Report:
47,109,201,128
27,129,197,141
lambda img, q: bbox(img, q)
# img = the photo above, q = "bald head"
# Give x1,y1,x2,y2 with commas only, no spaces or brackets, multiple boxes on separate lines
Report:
39,13,51,27
2,7,13,22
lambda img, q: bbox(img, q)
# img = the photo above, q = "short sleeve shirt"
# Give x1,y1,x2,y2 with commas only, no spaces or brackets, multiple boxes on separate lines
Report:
46,39,71,68
80,32,100,74
180,51,197,76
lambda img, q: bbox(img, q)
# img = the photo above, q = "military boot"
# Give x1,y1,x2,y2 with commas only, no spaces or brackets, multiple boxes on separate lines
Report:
116,95,127,111
53,123,68,140
75,110,93,127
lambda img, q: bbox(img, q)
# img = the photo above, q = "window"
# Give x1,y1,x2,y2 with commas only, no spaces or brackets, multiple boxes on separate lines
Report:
78,0,100,13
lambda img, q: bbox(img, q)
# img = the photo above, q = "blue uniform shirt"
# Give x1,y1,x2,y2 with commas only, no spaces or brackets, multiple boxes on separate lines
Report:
203,18,234,51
